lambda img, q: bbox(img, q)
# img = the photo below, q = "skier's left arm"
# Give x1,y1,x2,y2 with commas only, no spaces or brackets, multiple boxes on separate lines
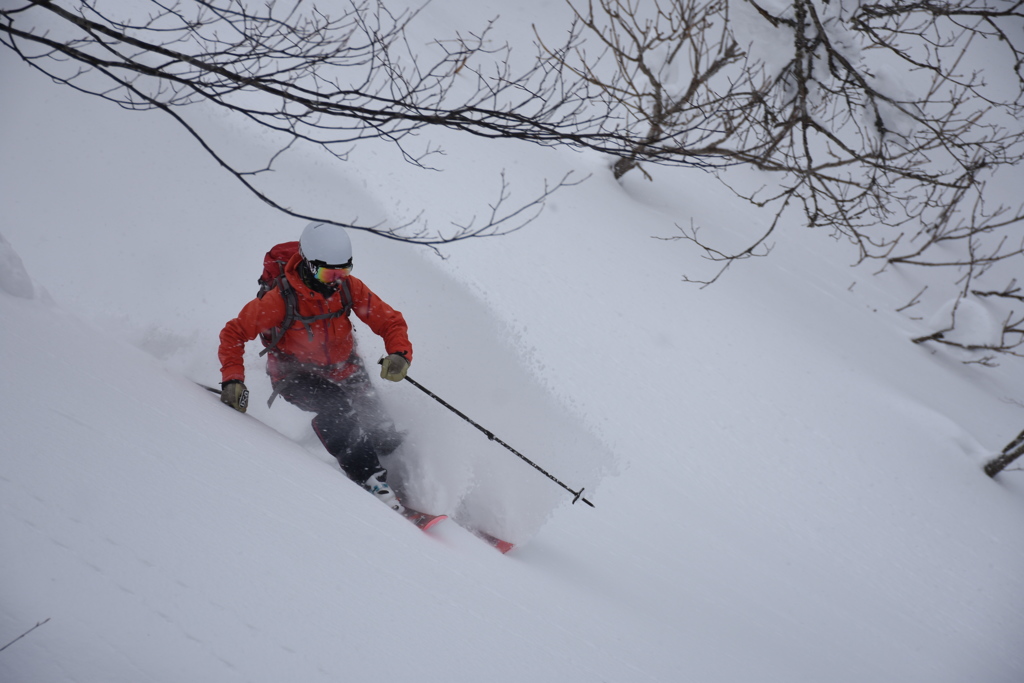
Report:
349,277,413,365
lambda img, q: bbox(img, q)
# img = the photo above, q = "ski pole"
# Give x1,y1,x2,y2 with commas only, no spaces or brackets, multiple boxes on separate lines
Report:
400,373,595,507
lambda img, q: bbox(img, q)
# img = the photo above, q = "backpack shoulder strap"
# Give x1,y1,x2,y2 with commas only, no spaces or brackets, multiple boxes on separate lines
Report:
258,274,353,357
258,277,297,357
339,278,353,314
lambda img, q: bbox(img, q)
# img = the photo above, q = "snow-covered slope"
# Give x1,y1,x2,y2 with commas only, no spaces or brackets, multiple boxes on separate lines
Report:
4,4,1024,681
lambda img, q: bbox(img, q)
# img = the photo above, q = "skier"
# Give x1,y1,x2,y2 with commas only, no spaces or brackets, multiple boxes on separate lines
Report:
217,221,413,512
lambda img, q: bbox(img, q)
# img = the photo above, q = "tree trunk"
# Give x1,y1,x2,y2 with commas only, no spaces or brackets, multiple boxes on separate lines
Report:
984,428,1024,477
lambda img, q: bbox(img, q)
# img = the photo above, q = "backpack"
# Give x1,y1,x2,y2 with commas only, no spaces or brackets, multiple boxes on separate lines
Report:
256,241,353,357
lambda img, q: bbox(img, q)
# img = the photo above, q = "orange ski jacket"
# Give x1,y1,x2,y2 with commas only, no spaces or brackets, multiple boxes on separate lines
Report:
219,253,412,384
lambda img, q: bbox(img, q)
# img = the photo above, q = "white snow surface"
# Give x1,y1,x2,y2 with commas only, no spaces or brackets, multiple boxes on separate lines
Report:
3,3,1024,682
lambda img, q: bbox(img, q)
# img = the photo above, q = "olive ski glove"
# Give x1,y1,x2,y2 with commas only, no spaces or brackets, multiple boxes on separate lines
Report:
221,380,249,413
380,353,410,382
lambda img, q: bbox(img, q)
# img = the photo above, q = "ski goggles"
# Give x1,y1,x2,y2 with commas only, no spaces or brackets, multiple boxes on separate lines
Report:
308,259,352,284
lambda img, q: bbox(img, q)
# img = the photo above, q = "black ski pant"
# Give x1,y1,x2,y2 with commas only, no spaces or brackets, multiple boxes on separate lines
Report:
271,361,403,483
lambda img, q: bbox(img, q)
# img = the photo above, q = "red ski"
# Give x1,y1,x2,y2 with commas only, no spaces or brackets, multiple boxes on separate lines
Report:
400,506,447,531
403,507,513,552
469,528,515,554
371,481,511,551
402,504,513,552
398,504,518,553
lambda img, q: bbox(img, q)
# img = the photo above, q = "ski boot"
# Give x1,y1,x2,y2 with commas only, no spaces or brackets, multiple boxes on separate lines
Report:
362,469,404,513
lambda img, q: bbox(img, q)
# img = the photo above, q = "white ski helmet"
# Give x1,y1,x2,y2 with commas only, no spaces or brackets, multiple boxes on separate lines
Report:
299,221,352,266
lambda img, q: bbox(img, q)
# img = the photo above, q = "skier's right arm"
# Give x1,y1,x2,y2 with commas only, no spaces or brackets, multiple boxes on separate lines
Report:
218,292,286,384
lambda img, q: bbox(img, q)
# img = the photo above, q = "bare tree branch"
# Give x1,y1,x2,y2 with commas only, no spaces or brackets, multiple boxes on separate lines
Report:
540,0,1024,357
0,0,606,242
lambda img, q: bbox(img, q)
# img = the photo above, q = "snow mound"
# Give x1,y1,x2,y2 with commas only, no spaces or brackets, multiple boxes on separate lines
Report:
0,233,34,299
